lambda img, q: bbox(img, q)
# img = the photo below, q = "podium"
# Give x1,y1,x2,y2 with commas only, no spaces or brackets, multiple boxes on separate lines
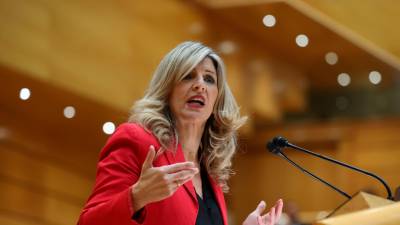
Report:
314,192,400,225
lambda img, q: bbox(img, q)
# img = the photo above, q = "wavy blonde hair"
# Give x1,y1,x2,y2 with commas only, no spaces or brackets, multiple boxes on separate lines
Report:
129,41,246,192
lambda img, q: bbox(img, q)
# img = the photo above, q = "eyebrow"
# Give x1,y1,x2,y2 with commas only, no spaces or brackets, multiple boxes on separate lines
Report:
205,69,216,74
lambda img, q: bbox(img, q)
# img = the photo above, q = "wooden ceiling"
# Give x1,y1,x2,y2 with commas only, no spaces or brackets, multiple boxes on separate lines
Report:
1,0,399,112
197,0,400,89
0,64,125,177
302,0,400,57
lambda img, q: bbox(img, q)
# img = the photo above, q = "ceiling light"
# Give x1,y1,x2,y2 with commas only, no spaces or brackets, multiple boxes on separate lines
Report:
325,52,338,65
19,88,31,100
337,73,351,87
103,122,115,135
262,15,276,27
369,71,382,85
336,96,349,110
63,106,76,119
295,34,309,47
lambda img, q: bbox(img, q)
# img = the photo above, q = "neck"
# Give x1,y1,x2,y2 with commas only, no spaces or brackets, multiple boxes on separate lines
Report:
175,119,205,163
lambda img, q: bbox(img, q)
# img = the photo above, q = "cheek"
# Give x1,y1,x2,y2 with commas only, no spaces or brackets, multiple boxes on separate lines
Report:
209,88,219,109
173,83,190,96
170,84,187,108
169,89,180,110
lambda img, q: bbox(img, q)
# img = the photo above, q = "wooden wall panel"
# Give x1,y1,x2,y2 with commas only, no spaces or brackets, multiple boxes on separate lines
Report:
0,145,92,203
0,180,81,225
0,141,92,225
0,212,41,225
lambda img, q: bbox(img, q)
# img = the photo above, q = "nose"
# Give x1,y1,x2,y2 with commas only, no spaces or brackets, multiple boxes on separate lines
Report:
192,78,206,92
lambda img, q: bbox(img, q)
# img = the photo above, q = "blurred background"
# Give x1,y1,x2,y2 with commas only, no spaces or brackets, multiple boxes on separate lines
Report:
1,0,400,224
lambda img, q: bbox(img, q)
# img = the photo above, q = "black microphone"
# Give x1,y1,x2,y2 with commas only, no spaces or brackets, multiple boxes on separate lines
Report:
267,136,393,200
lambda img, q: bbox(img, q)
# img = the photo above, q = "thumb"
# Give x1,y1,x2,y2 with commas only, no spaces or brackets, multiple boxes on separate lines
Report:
254,200,266,215
142,145,156,170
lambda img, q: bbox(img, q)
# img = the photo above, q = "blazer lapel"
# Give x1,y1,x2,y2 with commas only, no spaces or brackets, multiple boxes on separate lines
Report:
209,176,228,225
163,144,197,203
163,143,227,225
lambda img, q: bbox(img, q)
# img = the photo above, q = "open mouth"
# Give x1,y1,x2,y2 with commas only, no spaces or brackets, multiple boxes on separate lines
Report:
187,99,205,106
187,95,205,107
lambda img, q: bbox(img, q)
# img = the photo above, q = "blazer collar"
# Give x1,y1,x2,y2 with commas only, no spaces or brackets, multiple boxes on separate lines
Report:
164,143,197,202
208,175,228,225
164,144,228,225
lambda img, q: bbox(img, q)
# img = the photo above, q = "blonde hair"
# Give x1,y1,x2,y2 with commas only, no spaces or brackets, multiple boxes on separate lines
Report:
129,41,246,192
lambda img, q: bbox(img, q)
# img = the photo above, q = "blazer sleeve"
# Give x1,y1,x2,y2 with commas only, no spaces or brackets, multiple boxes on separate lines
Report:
77,124,148,225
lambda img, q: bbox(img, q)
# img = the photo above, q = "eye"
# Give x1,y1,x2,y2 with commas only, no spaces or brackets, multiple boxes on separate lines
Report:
204,74,216,84
182,73,194,81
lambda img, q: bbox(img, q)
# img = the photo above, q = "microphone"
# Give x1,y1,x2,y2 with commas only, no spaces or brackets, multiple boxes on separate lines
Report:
267,136,393,200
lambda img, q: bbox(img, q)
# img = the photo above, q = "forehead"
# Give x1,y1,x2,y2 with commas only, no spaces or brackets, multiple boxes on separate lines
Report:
194,57,217,73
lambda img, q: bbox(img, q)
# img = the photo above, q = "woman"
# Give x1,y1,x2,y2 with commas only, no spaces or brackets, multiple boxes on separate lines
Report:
78,41,283,225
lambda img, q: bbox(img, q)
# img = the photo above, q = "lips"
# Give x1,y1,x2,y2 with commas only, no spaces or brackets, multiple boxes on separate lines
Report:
187,95,205,107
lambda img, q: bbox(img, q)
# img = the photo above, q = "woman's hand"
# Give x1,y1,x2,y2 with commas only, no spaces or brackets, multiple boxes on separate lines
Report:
243,199,283,225
131,145,198,211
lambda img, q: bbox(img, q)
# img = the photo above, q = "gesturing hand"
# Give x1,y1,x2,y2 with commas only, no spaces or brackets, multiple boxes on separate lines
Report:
131,145,198,211
243,199,283,225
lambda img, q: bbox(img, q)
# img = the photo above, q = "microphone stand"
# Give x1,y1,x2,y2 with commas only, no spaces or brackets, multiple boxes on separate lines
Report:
285,141,393,200
277,150,351,199
268,136,395,221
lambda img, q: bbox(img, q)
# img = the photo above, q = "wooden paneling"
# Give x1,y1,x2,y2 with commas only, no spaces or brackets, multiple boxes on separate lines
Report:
0,0,211,110
0,179,81,225
0,63,121,225
0,211,43,225
0,64,125,177
0,137,92,225
0,144,92,203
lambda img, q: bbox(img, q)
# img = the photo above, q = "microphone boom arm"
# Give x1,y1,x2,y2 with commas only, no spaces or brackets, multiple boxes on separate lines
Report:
286,142,393,200
277,150,352,199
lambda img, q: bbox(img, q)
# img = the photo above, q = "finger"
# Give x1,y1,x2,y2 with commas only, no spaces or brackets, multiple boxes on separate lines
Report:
261,213,269,224
175,171,197,185
173,180,181,189
171,173,196,189
155,146,165,158
275,199,283,220
257,216,263,225
142,145,156,170
269,207,275,225
160,161,196,173
166,168,198,181
255,200,266,215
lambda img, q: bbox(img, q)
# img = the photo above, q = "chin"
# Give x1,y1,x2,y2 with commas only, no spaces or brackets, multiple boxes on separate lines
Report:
180,113,210,124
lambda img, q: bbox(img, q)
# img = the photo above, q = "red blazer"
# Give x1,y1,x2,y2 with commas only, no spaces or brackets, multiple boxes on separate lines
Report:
78,123,228,225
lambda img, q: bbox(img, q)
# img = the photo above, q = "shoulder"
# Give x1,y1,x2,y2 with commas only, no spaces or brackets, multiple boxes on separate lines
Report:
112,122,151,138
99,122,159,160
105,122,158,145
